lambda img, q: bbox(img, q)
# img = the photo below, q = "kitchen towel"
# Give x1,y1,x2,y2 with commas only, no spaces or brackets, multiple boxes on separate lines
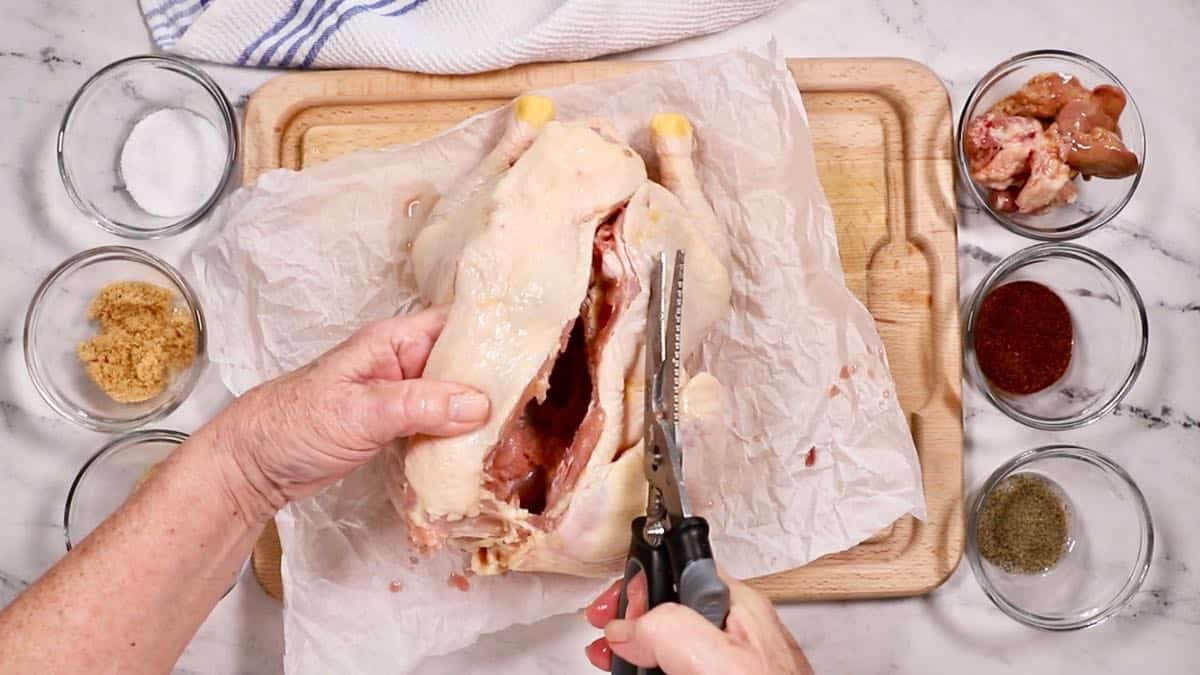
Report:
139,0,782,73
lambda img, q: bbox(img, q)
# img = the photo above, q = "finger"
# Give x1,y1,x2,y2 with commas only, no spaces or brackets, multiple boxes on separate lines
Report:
621,571,649,621
586,571,648,627
341,307,450,381
586,578,624,628
369,379,490,438
713,567,775,617
606,603,745,674
381,306,449,378
717,578,813,675
722,575,785,633
584,637,612,671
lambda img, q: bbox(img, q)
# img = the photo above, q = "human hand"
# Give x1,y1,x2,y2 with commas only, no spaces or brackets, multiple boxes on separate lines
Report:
584,572,814,675
202,308,490,522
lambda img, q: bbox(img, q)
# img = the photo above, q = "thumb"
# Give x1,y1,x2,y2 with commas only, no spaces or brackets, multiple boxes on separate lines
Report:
606,603,745,674
367,379,490,439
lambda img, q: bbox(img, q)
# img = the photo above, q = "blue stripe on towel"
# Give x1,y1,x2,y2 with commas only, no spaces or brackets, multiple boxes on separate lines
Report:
147,0,209,44
144,0,197,20
300,0,427,67
237,0,306,66
384,0,426,16
147,0,207,31
277,0,366,68
258,0,332,67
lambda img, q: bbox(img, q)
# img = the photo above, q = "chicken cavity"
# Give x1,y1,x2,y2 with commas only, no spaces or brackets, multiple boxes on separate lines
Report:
485,221,627,517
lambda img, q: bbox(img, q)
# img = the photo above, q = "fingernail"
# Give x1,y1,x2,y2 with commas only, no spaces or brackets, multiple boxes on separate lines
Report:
449,392,490,422
604,619,635,644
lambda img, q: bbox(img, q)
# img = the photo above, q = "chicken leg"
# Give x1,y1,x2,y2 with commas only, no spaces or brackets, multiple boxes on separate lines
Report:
412,95,556,304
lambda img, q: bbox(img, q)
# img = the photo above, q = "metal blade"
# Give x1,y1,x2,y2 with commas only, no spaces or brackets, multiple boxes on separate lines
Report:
643,250,693,526
643,252,669,520
663,250,690,517
666,249,684,431
645,251,667,417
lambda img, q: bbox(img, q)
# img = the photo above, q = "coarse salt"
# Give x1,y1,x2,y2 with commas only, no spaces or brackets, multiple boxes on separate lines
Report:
119,108,226,219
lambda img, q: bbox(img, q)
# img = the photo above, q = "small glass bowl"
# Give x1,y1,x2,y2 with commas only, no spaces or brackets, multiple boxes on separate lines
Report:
967,445,1153,630
956,50,1145,240
24,246,206,432
963,243,1147,430
64,430,246,596
64,429,188,550
58,55,237,239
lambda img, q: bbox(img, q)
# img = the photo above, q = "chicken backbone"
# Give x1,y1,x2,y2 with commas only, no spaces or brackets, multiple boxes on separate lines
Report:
386,96,732,577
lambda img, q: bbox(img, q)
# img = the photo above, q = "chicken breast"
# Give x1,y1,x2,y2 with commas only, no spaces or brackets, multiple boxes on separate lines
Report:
389,100,731,577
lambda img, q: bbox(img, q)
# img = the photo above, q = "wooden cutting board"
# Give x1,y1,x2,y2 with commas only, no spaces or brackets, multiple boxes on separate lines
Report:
241,58,962,603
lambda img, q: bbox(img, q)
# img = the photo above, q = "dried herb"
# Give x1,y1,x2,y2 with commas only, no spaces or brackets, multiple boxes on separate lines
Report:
973,280,1073,395
976,473,1069,574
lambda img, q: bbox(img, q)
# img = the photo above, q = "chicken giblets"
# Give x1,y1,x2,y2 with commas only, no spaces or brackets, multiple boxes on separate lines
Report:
964,73,1139,214
387,96,732,577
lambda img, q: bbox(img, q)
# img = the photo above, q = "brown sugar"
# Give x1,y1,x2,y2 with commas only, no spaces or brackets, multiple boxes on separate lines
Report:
76,281,197,403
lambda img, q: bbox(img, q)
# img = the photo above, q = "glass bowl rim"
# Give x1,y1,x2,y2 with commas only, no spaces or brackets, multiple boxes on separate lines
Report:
966,444,1154,631
56,54,239,240
62,428,248,597
23,245,208,432
963,242,1148,430
63,428,190,550
954,49,1146,241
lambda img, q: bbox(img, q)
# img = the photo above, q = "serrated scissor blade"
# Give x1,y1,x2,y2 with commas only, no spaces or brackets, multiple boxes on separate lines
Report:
666,249,684,430
642,250,690,524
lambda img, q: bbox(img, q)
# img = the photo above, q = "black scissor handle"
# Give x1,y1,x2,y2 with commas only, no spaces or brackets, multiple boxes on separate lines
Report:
612,516,674,675
666,516,730,629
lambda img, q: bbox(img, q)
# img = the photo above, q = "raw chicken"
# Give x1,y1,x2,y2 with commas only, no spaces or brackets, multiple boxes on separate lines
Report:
965,114,1078,214
964,112,1043,190
966,73,1139,213
990,72,1091,118
390,98,731,577
1064,126,1139,179
1088,84,1128,120
1014,123,1075,214
1055,94,1139,179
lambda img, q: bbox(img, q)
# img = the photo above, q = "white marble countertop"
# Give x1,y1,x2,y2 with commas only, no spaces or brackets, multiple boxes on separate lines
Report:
2,1,1197,673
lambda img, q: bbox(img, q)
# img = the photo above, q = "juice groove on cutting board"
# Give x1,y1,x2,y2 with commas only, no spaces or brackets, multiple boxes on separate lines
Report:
241,58,962,602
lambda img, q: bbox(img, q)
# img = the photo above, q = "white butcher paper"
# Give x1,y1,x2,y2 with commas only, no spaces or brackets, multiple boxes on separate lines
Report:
189,44,926,674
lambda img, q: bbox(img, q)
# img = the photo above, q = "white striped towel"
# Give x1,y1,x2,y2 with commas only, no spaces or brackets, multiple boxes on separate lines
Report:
139,0,782,74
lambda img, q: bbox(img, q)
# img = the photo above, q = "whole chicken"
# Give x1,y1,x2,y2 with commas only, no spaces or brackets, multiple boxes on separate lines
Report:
387,96,731,577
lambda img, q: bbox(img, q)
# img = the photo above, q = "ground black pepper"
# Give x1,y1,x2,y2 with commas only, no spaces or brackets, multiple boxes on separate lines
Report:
973,280,1073,395
976,473,1069,574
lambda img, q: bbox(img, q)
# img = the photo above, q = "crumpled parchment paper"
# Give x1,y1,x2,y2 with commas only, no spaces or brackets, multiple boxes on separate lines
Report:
189,45,925,674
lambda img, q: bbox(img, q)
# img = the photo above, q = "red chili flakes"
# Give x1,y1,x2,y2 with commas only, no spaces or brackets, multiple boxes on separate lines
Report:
388,580,403,593
805,447,817,467
973,281,1073,395
839,365,851,379
828,385,840,398
448,573,470,592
